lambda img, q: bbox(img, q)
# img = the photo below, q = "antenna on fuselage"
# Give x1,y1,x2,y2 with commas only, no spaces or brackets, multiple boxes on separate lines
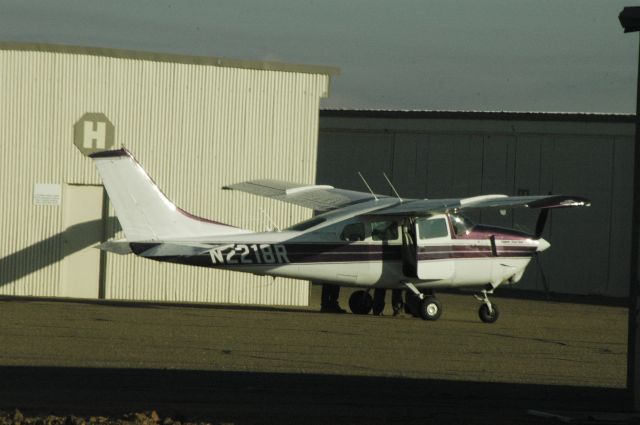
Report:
357,172,378,201
383,172,403,203
259,206,280,232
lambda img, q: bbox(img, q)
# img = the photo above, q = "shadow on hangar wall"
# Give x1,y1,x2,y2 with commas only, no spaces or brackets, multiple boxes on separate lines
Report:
317,109,635,300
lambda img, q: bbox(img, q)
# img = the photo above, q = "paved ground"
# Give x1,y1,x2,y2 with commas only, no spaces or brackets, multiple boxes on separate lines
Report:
0,287,630,424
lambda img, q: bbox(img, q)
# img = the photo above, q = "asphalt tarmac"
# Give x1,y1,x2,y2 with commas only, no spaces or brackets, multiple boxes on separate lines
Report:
0,287,629,424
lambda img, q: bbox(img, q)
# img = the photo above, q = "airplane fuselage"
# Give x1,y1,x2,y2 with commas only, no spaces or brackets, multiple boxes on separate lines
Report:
130,211,543,291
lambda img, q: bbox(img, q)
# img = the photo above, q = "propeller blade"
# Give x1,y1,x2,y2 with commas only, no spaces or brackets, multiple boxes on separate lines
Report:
534,252,551,300
535,209,549,239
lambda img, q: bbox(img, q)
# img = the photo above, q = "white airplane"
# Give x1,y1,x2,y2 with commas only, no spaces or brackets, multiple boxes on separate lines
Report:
82,147,590,323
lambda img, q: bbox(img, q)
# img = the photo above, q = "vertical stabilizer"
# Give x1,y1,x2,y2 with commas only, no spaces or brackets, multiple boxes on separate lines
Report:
85,148,248,241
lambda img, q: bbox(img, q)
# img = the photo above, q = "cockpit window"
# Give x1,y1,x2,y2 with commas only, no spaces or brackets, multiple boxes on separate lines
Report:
450,213,475,236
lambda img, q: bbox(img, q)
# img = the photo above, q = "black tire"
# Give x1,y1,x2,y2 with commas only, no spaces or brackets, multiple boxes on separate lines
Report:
479,303,499,323
349,290,373,315
418,296,442,321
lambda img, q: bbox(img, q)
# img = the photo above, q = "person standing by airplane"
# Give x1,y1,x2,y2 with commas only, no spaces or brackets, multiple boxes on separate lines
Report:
391,288,404,316
373,288,405,316
320,283,346,313
372,288,386,315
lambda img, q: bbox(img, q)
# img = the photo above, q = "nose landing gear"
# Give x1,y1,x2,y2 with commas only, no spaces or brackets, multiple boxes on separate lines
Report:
475,289,500,323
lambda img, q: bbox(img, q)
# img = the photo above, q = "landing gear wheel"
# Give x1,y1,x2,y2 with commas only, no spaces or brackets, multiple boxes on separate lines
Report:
419,297,442,321
479,303,499,323
349,290,373,315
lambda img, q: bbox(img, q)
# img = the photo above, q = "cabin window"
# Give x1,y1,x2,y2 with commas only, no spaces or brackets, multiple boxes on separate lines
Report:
340,222,366,241
417,218,449,239
370,220,398,241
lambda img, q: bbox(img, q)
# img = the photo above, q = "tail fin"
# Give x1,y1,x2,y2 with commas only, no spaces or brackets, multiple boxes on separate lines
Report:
86,148,248,241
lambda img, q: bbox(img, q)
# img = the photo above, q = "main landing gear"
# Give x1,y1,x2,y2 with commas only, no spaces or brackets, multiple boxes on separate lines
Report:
348,287,443,320
348,290,373,315
347,285,500,324
475,289,499,324
404,282,442,321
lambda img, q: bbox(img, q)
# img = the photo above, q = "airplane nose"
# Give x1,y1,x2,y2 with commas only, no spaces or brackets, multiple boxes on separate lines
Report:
537,238,550,252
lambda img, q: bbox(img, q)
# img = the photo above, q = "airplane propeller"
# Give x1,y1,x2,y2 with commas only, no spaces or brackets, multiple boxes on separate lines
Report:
533,252,551,299
534,208,549,239
533,207,551,299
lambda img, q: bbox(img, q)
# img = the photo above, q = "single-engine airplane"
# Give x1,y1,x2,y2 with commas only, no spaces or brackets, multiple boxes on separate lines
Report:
81,146,590,323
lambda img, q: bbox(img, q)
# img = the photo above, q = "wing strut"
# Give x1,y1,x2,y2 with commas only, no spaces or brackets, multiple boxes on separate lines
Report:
358,172,378,201
383,172,403,203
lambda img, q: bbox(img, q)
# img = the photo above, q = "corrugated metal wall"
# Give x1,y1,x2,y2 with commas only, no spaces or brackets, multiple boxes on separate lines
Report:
0,44,334,305
319,112,635,298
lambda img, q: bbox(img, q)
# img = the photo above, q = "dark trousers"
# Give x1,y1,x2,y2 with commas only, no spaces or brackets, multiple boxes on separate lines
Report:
321,284,341,307
391,289,403,312
373,288,386,314
373,288,405,315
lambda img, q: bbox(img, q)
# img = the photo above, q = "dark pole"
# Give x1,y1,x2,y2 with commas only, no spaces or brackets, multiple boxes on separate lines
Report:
621,7,640,412
628,32,640,411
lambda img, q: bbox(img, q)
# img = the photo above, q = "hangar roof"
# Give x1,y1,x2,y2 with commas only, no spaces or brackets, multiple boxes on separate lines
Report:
0,41,340,76
321,109,634,123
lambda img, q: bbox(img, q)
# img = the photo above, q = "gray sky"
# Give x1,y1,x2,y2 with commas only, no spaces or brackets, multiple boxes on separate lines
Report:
0,0,636,113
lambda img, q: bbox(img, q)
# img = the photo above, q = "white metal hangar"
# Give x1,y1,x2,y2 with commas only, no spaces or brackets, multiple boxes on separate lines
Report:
0,42,339,305
318,110,634,299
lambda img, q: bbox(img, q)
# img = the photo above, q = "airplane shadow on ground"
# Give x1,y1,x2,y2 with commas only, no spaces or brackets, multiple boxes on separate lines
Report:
0,366,627,425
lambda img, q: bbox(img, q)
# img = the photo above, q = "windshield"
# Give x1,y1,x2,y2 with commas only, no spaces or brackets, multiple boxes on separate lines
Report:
286,217,327,231
449,213,475,236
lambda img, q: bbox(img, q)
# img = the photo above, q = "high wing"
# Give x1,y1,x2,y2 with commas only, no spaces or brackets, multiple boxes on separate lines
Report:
223,179,386,212
371,194,591,216
223,180,590,215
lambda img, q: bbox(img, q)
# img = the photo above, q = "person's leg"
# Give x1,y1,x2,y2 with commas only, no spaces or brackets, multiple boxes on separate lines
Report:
321,284,345,313
372,288,386,315
392,289,404,316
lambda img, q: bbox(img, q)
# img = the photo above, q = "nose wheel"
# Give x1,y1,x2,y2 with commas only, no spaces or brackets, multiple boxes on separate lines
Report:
475,290,499,323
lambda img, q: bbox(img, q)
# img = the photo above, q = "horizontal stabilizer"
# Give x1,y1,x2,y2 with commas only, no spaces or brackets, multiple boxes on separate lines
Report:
129,241,217,257
98,240,133,255
99,240,221,257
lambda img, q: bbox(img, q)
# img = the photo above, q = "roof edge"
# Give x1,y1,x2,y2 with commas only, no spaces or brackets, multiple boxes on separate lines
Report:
320,109,635,123
0,41,341,76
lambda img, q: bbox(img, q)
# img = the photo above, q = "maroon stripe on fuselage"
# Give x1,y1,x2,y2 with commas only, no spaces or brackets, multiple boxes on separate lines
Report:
132,241,536,269
285,244,402,262
419,244,535,260
177,207,234,226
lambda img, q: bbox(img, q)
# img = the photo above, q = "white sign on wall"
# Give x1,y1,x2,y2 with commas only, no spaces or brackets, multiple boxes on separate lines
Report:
33,183,62,206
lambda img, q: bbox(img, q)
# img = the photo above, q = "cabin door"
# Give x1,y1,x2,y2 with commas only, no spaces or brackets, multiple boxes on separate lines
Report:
413,216,455,281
